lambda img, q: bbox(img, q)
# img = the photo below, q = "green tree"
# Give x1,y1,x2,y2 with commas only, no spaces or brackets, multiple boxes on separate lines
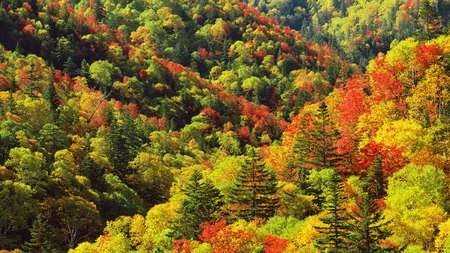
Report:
414,0,444,40
310,102,344,171
0,180,37,250
22,213,58,253
106,112,143,177
345,158,393,253
314,169,349,253
170,170,223,240
227,147,280,221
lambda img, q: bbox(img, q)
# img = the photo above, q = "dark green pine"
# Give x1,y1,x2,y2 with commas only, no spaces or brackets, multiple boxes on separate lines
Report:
106,110,143,177
170,170,223,240
310,102,343,171
22,213,58,253
314,169,349,253
414,0,444,41
228,148,280,222
345,157,393,253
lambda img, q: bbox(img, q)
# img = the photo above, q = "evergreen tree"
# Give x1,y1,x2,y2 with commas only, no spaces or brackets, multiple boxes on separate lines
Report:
228,147,280,221
22,213,58,253
414,0,444,40
284,115,313,193
311,102,344,170
106,111,143,177
314,169,349,253
170,170,223,240
22,62,41,98
345,157,393,253
63,56,77,77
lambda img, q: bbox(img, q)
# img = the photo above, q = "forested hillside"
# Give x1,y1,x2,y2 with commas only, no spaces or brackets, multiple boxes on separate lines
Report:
1,0,450,252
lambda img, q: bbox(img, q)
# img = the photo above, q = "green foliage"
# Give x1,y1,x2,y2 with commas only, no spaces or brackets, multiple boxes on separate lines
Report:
227,147,280,221
170,170,223,240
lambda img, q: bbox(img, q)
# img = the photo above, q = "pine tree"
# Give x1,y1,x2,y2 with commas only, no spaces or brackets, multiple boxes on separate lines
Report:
284,115,313,193
310,102,344,170
106,111,143,177
228,147,280,221
22,213,58,253
314,169,349,253
345,157,393,253
414,0,444,41
170,170,223,240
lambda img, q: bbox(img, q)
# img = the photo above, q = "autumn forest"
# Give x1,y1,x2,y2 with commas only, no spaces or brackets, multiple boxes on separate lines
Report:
1,0,450,252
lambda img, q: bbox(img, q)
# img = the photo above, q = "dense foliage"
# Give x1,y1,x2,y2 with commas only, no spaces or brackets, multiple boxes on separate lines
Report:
1,0,450,252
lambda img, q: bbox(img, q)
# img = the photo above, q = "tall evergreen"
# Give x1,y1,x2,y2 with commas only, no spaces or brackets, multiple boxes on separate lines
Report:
170,170,223,240
345,157,393,253
414,0,444,40
106,109,144,177
228,147,280,221
22,213,58,253
314,169,349,253
284,115,313,193
310,102,344,171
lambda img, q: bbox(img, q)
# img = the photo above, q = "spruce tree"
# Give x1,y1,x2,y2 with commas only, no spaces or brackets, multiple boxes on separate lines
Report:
170,170,223,240
345,157,393,253
106,111,143,177
314,169,349,253
22,213,57,253
310,102,344,171
414,0,444,41
228,147,280,221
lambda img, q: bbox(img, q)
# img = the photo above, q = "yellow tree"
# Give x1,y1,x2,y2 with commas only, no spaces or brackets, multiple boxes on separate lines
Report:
384,164,448,251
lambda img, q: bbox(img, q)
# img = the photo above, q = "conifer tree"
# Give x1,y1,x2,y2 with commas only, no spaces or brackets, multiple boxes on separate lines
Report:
314,169,349,253
22,213,57,253
106,111,143,177
311,102,344,170
228,147,280,221
414,0,444,40
345,157,393,253
170,170,223,240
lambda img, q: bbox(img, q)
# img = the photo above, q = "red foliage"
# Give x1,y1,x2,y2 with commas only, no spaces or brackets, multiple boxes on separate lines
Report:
355,141,406,179
171,239,198,253
415,43,443,71
138,69,148,81
240,100,287,135
198,219,253,253
199,48,210,59
0,75,11,90
337,76,370,129
252,51,267,63
238,126,251,144
263,235,290,253
201,108,222,124
367,58,406,114
128,103,140,119
148,117,169,131
24,2,33,12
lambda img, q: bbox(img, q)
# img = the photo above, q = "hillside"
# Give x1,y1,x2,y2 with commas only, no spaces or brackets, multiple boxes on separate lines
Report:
1,0,450,252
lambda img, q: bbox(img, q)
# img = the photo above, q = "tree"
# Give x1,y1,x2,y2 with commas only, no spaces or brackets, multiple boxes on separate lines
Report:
414,0,444,41
314,169,349,253
227,147,280,221
310,102,345,171
0,180,37,249
106,111,143,177
170,170,223,240
22,213,58,253
345,157,393,252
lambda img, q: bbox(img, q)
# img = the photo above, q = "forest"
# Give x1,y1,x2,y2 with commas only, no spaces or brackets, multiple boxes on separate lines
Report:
1,0,450,252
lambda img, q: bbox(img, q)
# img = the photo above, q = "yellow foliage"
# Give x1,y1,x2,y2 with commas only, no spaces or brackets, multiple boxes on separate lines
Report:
435,218,450,251
291,214,325,249
373,119,433,158
144,201,180,249
357,101,397,145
